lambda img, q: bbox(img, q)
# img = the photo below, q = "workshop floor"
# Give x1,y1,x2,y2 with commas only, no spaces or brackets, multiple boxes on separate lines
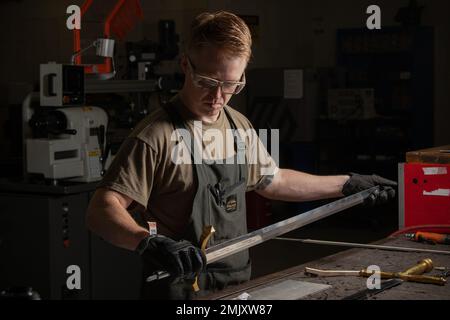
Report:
249,200,399,279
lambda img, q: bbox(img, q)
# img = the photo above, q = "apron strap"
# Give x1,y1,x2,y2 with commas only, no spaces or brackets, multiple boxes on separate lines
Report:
223,106,246,181
163,102,247,177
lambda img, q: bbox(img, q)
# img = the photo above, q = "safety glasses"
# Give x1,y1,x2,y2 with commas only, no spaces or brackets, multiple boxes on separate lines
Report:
187,57,246,95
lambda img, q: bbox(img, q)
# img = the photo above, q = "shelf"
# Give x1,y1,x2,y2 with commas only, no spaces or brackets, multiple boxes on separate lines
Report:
85,79,158,94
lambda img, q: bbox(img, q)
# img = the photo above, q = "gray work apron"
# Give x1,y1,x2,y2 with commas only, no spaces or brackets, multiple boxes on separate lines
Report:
140,103,251,300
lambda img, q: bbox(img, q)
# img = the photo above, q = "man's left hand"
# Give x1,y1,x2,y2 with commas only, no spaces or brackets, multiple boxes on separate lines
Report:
342,173,397,206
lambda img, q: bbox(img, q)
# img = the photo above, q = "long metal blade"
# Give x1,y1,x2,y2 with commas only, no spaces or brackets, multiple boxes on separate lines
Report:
205,187,378,263
146,187,377,282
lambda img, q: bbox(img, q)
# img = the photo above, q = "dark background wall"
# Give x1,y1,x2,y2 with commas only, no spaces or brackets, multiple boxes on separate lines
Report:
0,0,448,145
0,0,447,299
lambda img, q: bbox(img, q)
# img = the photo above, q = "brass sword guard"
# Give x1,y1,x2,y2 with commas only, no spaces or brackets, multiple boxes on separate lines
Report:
192,225,215,292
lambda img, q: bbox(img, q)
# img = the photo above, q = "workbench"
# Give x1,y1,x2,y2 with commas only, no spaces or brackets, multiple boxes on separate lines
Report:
201,237,450,300
0,178,142,299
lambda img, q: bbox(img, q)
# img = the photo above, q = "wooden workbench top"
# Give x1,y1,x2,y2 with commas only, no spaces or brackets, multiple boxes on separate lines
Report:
406,145,450,164
201,237,450,300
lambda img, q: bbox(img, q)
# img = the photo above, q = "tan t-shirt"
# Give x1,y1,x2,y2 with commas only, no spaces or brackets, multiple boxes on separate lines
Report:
98,95,278,238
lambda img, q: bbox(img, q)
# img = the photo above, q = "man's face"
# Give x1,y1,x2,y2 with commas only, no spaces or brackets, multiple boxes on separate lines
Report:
180,46,247,122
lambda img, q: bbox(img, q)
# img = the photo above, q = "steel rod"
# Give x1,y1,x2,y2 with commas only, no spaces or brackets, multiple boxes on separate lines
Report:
274,237,450,255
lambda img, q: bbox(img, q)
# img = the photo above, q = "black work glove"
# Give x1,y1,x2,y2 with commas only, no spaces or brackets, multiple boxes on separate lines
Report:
342,173,397,206
136,235,206,279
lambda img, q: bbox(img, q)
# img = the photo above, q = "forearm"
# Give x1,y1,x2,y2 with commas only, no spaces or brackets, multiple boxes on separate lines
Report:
86,191,149,251
258,169,350,202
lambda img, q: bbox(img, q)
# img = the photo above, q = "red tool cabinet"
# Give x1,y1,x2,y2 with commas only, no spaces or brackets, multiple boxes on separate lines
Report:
398,146,450,231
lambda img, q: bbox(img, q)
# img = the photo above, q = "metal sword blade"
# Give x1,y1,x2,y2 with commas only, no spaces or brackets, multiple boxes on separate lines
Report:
205,187,378,264
146,187,378,282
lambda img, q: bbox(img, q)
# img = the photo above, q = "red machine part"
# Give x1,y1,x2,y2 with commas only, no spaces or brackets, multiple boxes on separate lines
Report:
73,0,143,75
105,0,144,40
401,163,450,233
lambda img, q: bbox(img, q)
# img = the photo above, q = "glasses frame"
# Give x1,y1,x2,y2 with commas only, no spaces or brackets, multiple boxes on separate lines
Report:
187,56,246,95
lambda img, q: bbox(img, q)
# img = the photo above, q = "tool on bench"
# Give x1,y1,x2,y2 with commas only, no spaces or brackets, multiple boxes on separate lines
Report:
342,279,403,300
146,187,379,282
435,267,450,278
405,232,450,245
305,259,447,286
340,259,446,300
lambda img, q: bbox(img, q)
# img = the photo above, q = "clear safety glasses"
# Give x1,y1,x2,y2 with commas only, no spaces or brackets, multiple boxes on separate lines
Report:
187,57,246,95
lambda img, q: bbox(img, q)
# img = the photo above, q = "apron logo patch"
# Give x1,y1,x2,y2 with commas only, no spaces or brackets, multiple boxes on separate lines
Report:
225,195,238,212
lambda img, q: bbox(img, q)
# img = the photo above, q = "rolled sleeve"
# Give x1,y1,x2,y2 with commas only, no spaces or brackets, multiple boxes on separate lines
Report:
98,137,157,208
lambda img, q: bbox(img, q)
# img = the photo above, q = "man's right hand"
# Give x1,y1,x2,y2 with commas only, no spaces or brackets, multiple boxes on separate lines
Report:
136,235,206,279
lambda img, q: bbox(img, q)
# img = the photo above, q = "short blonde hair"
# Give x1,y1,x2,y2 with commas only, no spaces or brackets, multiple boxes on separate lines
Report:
186,11,252,61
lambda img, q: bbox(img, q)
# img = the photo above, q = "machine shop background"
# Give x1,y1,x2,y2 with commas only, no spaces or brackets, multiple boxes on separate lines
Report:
0,0,448,300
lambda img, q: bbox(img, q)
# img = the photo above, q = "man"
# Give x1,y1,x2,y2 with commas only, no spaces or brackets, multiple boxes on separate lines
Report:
86,11,396,299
